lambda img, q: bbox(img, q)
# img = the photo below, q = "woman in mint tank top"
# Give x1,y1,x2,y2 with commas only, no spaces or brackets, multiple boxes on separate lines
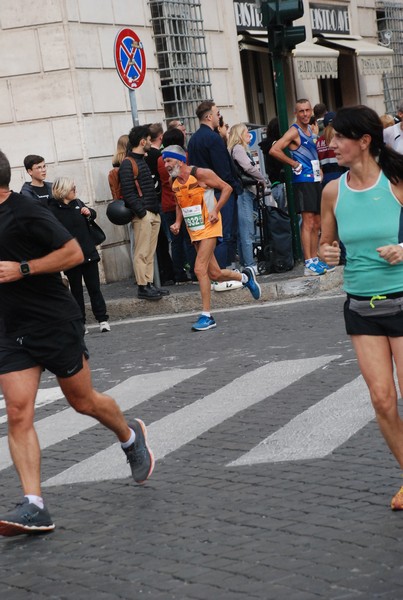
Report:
320,105,403,511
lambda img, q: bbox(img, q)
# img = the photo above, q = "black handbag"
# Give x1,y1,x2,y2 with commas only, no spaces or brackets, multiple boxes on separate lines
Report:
87,220,106,245
231,151,257,188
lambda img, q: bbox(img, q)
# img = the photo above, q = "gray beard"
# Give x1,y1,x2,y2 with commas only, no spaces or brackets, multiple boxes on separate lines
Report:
170,164,181,178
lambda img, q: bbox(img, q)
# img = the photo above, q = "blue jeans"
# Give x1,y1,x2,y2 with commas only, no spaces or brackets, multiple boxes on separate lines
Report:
272,183,287,211
237,188,256,268
214,192,237,268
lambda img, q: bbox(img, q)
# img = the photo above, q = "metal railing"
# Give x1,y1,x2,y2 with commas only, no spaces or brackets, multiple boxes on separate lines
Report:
149,0,212,134
376,1,403,114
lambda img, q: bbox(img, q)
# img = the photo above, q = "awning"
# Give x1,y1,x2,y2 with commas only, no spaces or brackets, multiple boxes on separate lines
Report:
292,41,339,80
316,35,394,76
238,33,269,54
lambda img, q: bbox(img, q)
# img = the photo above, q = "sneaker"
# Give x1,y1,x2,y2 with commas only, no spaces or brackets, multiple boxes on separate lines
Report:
391,486,403,510
99,321,111,332
213,280,243,292
0,499,55,536
191,315,217,331
123,419,154,484
317,260,336,272
304,261,326,276
242,266,262,300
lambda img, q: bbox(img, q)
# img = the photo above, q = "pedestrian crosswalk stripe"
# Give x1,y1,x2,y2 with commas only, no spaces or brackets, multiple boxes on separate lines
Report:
43,355,338,486
0,387,64,425
228,375,374,466
0,368,204,472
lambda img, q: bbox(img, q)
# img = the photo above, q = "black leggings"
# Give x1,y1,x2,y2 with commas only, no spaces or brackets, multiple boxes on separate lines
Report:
65,261,108,324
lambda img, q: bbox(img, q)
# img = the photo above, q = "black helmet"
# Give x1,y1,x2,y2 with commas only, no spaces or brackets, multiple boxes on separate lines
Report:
106,200,132,225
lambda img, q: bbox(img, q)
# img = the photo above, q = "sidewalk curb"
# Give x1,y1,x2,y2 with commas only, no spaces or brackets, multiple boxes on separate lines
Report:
87,267,344,323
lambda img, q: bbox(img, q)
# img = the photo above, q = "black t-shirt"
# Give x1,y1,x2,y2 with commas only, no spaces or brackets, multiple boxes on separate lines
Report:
0,192,82,335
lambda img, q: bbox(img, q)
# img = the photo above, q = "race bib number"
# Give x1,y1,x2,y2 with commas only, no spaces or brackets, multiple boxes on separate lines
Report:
182,204,205,231
311,159,321,182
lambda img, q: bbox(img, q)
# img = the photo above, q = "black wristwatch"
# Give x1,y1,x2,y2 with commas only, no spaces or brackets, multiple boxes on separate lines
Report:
20,261,31,276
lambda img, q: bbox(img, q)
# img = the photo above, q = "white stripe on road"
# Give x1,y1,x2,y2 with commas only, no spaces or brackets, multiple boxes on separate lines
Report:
0,387,64,424
43,355,338,486
0,369,204,472
228,375,373,466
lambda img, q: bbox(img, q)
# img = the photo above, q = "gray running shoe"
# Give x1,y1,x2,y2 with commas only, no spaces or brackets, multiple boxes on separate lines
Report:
123,419,155,484
0,499,55,536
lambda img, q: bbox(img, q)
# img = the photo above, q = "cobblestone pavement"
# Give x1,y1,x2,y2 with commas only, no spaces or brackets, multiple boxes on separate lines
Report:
1,294,402,600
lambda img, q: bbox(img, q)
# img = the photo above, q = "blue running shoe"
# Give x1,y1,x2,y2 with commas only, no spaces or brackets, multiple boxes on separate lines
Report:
242,266,261,300
317,260,336,272
191,315,216,331
304,261,326,276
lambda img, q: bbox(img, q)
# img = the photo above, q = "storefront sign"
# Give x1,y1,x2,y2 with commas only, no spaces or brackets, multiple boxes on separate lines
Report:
310,3,350,35
294,56,338,79
234,1,264,31
358,55,393,76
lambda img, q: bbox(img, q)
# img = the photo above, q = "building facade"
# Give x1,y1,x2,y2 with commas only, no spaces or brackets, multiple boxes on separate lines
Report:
0,0,400,281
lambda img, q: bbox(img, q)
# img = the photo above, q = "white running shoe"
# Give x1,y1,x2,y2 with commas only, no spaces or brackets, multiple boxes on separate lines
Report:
99,321,111,332
213,280,243,292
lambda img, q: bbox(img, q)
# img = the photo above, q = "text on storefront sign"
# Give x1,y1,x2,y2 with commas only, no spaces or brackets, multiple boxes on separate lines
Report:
234,1,264,31
310,3,350,34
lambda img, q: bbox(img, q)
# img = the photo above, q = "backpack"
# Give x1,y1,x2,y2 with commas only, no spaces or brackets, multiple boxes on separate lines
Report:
108,157,143,200
263,206,294,273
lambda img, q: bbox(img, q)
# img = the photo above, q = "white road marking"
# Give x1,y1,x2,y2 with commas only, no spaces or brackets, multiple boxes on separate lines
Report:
229,375,373,466
0,387,64,424
43,355,338,486
0,368,203,472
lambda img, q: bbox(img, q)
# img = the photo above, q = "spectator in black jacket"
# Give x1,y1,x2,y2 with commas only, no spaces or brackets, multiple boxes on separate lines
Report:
188,101,242,272
119,125,165,300
49,177,110,333
20,155,53,207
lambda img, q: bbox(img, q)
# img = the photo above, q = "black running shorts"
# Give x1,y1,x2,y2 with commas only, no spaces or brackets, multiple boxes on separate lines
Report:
0,320,89,378
344,295,403,337
293,182,322,214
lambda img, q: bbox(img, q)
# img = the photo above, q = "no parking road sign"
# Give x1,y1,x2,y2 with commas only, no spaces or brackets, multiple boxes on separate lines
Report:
114,28,146,90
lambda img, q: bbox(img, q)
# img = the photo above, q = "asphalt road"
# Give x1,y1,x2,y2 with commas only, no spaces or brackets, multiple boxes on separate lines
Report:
1,293,402,600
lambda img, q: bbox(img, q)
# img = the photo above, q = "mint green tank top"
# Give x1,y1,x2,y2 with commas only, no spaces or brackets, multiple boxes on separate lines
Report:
335,171,403,295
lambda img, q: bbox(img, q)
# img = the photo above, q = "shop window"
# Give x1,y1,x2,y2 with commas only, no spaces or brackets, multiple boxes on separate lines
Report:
149,0,212,133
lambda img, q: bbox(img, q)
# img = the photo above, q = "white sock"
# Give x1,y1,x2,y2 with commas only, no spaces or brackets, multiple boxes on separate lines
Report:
121,428,136,449
201,311,211,318
25,495,44,509
241,273,248,284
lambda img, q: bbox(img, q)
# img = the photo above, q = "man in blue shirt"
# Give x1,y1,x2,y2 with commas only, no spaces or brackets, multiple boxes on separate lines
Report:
188,101,242,272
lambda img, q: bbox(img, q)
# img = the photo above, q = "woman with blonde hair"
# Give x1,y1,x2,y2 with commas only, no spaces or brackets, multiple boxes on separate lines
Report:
49,177,110,334
227,123,265,273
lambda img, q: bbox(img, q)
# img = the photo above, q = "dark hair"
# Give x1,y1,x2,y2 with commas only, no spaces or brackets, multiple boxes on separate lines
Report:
23,154,45,171
196,100,215,121
162,128,185,149
128,125,151,148
0,150,11,187
309,116,317,126
333,105,403,184
266,117,280,140
313,103,327,118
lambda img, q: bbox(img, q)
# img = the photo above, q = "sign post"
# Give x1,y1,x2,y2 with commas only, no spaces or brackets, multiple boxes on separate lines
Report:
114,28,147,125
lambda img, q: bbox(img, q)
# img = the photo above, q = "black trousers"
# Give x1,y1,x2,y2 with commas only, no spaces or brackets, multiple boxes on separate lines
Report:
65,261,108,324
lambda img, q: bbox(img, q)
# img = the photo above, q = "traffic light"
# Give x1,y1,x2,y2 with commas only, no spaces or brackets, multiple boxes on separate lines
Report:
259,0,306,52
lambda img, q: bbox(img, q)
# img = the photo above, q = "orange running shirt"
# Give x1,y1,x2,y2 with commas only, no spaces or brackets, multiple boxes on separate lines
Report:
172,173,222,242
